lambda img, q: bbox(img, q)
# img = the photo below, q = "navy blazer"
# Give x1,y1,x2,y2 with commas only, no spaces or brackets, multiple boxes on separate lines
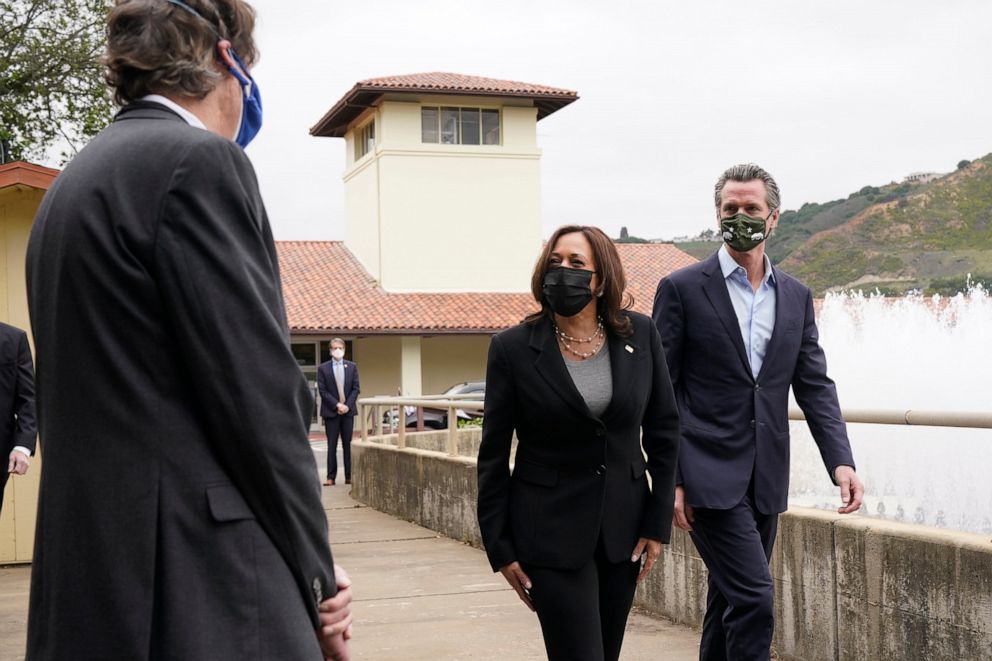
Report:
0,322,36,456
317,359,360,418
477,312,679,572
652,252,855,515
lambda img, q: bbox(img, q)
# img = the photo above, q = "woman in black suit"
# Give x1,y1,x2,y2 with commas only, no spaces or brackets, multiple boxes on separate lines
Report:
477,225,680,661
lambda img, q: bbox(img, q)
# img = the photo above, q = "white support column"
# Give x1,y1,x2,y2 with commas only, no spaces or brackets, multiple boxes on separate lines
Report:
400,336,423,397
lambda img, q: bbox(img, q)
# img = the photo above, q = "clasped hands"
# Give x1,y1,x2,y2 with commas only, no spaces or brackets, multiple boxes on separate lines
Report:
498,537,663,611
335,402,349,415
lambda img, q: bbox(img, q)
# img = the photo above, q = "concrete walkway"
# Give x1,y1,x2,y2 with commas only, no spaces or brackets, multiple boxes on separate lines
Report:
0,443,701,660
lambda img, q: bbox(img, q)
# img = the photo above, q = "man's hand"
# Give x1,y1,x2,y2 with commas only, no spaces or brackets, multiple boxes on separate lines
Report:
7,450,29,475
631,537,663,583
498,561,534,612
672,485,694,531
833,465,864,514
317,564,353,661
336,402,348,415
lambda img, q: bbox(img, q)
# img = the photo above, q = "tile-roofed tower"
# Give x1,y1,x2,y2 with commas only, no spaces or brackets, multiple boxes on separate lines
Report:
311,73,579,293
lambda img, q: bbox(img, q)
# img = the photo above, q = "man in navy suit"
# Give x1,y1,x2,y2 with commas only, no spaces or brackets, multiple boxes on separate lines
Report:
1,322,36,515
318,339,360,486
652,164,864,661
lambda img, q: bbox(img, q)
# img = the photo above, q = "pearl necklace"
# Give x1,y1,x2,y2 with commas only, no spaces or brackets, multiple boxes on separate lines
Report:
559,335,604,359
554,319,605,359
554,317,604,343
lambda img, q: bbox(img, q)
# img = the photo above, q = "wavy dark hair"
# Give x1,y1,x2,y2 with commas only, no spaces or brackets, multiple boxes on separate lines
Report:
525,225,634,338
103,0,258,106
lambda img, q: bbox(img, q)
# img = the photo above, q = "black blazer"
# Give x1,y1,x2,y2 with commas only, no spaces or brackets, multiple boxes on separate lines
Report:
0,322,36,458
26,102,334,659
317,359,360,418
652,252,855,515
477,312,679,572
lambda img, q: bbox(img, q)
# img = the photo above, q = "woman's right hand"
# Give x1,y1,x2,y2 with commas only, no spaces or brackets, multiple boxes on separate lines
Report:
499,561,535,612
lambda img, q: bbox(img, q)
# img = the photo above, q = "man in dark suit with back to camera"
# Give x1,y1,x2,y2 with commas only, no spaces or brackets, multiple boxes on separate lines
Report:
317,338,360,486
26,1,352,659
652,163,864,661
0,322,36,514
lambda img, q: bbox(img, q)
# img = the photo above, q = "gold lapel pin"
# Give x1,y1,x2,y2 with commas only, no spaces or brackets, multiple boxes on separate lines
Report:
625,345,634,354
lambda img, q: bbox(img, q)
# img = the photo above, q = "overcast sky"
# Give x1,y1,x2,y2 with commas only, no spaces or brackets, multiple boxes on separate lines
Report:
244,0,992,242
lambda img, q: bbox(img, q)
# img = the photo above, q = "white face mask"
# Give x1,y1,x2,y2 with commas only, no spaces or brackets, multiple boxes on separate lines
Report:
331,349,345,360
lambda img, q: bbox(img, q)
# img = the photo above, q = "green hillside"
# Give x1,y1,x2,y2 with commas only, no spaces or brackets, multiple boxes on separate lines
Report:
781,155,992,294
675,156,992,295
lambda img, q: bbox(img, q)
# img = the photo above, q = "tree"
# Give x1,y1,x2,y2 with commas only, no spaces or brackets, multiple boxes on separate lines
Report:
957,159,971,170
1,0,114,164
619,226,629,239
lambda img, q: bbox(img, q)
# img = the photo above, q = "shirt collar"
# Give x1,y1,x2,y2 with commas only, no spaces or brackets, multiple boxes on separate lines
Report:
718,243,776,286
140,94,207,130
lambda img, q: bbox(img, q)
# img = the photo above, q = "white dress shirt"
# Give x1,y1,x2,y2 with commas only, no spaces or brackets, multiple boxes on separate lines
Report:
140,94,207,130
717,244,777,379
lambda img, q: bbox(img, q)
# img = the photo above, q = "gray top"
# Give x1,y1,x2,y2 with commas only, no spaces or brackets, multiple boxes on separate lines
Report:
563,344,613,418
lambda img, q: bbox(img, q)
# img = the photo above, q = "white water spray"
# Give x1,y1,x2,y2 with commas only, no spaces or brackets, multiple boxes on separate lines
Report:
788,285,992,534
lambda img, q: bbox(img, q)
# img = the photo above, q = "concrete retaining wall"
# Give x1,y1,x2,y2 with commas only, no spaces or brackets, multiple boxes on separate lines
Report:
350,437,992,660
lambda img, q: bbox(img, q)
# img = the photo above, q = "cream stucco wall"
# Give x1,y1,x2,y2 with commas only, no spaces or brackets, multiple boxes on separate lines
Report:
351,336,403,398
420,335,491,394
0,184,43,564
342,97,543,293
342,131,382,281
345,334,491,399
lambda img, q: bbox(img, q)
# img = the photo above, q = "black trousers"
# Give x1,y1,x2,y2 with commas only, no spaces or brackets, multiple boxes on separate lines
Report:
0,470,8,517
521,538,639,661
689,489,779,661
323,415,354,480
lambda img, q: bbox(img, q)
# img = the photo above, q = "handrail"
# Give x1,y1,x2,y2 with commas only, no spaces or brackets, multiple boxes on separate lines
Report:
356,397,992,457
788,407,992,429
360,396,992,431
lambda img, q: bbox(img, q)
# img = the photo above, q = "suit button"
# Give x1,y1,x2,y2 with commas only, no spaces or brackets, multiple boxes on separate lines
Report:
749,419,756,429
595,465,606,476
312,577,323,604
754,384,761,391
595,428,605,438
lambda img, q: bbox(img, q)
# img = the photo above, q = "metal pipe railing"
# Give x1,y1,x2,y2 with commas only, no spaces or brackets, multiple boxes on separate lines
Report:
357,397,992,457
788,407,992,429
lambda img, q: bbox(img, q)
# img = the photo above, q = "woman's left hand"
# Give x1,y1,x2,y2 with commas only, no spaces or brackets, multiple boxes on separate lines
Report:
631,537,663,583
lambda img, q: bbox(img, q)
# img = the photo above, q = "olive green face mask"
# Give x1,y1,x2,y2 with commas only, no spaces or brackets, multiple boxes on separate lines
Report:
720,212,772,252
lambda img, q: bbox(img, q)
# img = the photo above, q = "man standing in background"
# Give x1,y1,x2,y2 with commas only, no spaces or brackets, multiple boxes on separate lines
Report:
0,322,36,515
318,338,360,486
652,163,863,660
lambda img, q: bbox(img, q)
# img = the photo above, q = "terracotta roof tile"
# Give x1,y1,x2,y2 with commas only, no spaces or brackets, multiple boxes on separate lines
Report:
357,72,578,98
277,241,697,334
311,72,578,137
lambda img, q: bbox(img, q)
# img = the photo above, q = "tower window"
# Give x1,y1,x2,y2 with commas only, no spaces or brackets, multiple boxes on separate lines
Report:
355,120,375,159
422,107,500,145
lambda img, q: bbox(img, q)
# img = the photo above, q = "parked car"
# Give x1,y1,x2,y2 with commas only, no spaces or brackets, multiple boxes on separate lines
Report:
391,381,485,429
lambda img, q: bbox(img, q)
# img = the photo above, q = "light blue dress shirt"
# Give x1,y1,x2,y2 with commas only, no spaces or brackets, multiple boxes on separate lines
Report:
717,244,777,379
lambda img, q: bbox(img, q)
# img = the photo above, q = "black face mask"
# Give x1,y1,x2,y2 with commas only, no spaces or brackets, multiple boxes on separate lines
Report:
543,266,594,317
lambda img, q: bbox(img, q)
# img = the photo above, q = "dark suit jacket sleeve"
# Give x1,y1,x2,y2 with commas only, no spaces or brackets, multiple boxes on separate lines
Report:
153,139,334,626
476,334,517,572
792,288,855,482
639,320,680,542
345,363,360,412
317,363,339,414
14,331,37,453
652,276,685,486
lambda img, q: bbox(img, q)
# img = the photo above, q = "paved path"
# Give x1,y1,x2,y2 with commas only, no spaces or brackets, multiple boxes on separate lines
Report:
0,443,700,660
